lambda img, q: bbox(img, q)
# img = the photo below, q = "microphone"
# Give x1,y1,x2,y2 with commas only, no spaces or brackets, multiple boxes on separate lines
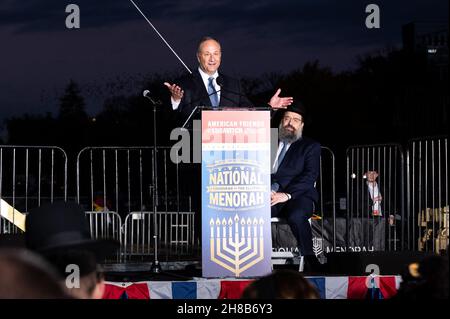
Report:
180,87,226,130
143,89,162,105
214,76,253,107
179,83,225,130
178,76,264,129
215,76,244,106
216,76,269,110
174,76,244,112
216,76,225,87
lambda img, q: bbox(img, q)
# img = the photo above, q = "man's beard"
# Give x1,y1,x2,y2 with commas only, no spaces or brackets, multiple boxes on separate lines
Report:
279,123,302,143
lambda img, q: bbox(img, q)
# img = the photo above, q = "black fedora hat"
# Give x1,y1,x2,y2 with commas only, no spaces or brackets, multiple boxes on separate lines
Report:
25,201,119,259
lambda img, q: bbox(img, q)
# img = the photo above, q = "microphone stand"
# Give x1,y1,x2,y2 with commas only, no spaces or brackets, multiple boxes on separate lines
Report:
144,93,192,280
149,99,161,274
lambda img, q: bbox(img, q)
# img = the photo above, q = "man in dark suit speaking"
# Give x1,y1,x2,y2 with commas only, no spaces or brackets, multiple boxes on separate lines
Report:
164,36,293,124
270,103,322,271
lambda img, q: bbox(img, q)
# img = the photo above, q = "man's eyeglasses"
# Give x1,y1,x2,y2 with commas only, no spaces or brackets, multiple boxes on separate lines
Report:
283,116,302,124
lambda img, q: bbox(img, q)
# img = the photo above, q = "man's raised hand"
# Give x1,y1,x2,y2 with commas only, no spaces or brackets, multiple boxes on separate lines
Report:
269,88,293,109
164,82,184,102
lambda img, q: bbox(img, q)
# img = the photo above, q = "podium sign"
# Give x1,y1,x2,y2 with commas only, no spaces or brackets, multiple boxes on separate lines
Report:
201,110,272,278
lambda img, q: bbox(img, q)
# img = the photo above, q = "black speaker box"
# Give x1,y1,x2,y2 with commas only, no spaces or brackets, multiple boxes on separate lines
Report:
325,251,431,275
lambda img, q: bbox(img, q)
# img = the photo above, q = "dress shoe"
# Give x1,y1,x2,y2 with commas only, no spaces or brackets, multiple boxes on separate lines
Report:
303,255,327,274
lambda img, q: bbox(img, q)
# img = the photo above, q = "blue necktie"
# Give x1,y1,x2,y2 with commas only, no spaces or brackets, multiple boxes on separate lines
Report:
273,142,288,173
208,77,219,107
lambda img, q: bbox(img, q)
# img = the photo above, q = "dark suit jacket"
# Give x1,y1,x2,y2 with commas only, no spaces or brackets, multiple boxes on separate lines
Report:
271,137,321,202
173,70,252,126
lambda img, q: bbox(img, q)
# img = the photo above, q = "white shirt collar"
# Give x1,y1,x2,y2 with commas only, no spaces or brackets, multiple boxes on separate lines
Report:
198,67,218,83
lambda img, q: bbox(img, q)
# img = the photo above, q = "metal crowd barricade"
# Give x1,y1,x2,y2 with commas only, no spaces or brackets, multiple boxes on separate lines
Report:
407,136,449,253
85,211,123,261
76,146,194,260
346,144,404,252
313,146,337,254
0,146,67,234
123,210,195,260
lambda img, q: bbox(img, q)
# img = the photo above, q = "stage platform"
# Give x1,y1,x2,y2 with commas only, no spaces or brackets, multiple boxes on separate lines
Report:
102,275,402,299
100,250,427,299
100,251,418,299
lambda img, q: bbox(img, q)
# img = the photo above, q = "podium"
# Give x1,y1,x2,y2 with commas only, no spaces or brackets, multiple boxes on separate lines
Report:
200,108,273,278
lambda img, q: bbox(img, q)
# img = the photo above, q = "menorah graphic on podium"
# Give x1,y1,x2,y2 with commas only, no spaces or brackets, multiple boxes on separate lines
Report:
201,109,272,277
209,214,265,277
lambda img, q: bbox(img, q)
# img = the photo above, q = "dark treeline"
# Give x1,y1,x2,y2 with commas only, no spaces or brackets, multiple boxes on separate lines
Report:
3,48,448,155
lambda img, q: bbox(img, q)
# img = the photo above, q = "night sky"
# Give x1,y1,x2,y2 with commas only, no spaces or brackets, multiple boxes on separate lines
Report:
1,0,448,135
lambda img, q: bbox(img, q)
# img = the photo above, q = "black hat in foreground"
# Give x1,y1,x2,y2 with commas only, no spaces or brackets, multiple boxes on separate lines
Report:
25,201,119,260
